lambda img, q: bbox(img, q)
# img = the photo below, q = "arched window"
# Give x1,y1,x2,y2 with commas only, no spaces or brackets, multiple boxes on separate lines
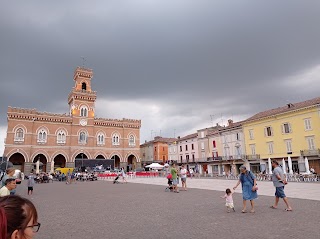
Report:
129,135,135,146
14,128,24,142
82,82,87,91
57,130,66,144
37,129,47,144
79,131,87,144
80,106,88,117
112,134,120,146
97,133,105,146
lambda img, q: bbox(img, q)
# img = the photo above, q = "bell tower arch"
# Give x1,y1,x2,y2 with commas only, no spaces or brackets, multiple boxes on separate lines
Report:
68,67,97,124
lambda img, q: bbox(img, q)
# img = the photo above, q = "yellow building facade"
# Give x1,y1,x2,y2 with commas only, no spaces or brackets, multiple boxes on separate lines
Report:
243,98,320,174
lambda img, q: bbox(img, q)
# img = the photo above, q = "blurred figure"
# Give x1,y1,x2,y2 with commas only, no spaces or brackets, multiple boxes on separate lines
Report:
0,195,40,239
0,179,17,197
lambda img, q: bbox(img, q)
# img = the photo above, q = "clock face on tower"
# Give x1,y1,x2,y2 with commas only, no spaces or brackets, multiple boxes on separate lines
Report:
80,119,87,126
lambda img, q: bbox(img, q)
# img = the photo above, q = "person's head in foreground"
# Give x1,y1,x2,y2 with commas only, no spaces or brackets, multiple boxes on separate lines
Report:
0,195,40,239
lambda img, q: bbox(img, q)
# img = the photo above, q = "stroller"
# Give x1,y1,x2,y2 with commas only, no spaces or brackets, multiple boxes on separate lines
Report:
113,174,121,184
165,174,174,192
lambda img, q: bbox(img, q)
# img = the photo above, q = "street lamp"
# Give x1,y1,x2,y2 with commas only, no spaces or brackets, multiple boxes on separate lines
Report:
81,150,84,167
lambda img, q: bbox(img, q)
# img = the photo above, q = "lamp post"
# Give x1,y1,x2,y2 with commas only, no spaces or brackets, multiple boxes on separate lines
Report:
81,152,84,167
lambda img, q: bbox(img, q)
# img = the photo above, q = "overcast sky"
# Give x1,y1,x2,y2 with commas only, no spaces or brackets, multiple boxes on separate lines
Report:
1,0,320,155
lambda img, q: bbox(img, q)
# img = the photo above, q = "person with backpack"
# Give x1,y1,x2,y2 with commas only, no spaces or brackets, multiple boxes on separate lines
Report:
233,165,258,213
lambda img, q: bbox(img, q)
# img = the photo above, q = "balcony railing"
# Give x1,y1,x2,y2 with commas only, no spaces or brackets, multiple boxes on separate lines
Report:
245,154,260,160
222,155,246,161
300,149,320,157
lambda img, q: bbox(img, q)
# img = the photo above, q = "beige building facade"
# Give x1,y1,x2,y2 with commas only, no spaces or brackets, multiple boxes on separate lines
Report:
4,67,141,174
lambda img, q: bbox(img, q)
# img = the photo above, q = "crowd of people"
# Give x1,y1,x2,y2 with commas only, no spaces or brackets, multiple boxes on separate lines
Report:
165,160,293,213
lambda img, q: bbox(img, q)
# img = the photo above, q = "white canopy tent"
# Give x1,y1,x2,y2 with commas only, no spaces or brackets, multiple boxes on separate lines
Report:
145,163,164,170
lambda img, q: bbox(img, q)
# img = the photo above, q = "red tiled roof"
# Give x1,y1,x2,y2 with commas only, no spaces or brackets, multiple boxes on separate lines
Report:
140,137,177,147
246,97,320,122
178,133,198,141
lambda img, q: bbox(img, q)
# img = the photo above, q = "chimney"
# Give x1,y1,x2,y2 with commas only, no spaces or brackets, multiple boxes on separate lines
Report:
287,103,294,108
228,119,233,126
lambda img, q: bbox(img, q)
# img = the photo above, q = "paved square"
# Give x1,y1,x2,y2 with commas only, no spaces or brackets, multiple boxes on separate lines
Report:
16,180,319,239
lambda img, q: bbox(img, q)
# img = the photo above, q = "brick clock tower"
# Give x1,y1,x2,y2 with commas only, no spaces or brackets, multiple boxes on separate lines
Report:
68,67,96,127
4,67,141,174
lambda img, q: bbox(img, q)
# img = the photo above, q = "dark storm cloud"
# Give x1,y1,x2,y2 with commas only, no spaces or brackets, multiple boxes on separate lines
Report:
1,0,320,150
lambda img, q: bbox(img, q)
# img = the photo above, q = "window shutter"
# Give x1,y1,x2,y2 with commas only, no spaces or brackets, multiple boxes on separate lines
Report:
281,124,284,134
288,123,292,133
264,128,267,137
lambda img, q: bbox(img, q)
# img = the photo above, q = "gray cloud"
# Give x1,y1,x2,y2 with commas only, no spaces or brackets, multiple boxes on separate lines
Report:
1,0,320,153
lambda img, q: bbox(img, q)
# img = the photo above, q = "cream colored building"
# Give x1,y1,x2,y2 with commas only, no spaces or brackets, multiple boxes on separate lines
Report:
243,98,320,173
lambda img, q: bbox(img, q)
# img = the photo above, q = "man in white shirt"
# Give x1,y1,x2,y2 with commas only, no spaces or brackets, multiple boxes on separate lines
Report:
180,164,188,191
0,178,17,197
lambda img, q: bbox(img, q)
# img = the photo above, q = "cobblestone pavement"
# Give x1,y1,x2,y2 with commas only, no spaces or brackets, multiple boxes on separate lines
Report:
16,180,320,239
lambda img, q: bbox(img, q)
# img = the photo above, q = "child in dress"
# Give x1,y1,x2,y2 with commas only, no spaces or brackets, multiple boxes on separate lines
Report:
220,188,235,213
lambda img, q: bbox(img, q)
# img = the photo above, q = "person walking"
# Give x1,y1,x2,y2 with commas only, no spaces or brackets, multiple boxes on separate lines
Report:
170,163,179,193
233,165,258,213
121,168,127,183
27,172,35,195
270,161,292,211
180,164,187,191
220,188,235,213
189,168,194,179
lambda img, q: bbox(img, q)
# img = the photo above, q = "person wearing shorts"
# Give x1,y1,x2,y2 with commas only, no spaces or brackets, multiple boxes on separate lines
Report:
180,164,187,191
27,172,35,195
170,163,179,193
270,161,292,211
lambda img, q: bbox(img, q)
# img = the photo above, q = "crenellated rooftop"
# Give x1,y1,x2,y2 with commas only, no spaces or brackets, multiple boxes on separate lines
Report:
94,117,141,128
7,107,72,123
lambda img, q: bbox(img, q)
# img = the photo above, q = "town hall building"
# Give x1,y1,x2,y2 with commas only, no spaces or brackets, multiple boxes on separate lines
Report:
4,67,141,174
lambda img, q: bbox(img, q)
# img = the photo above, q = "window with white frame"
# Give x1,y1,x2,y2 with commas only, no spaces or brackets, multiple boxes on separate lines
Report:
80,106,88,117
79,131,87,144
282,123,292,134
236,132,240,141
169,147,172,153
112,134,120,145
224,146,230,157
37,129,47,143
201,142,205,150
173,147,176,153
306,136,315,150
129,135,135,146
213,165,219,172
235,146,241,157
97,133,105,146
249,129,254,140
267,142,274,154
304,118,312,130
14,128,24,142
285,139,292,153
250,144,256,155
265,126,273,137
201,152,205,159
57,130,66,144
